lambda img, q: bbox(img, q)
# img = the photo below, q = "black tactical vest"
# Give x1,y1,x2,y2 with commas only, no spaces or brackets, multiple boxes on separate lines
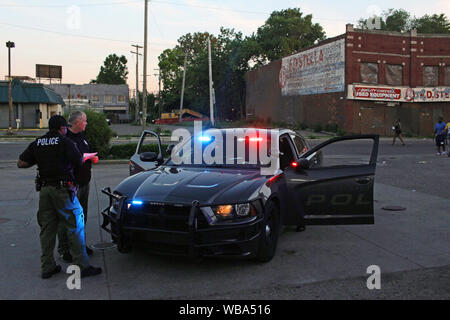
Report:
33,131,75,182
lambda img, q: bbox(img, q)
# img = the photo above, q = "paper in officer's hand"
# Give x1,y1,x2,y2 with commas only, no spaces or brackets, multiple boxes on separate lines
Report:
83,152,98,162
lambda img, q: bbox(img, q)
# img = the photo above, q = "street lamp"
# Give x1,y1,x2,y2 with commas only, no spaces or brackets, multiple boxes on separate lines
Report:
6,41,15,131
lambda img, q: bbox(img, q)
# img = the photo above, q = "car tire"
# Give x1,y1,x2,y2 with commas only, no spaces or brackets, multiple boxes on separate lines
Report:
117,234,132,253
256,200,280,262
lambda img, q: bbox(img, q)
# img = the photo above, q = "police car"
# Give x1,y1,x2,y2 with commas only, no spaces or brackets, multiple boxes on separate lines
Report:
101,128,379,262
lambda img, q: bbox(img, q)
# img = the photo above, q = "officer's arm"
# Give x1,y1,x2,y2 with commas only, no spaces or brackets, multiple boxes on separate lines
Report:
17,159,32,168
18,142,36,168
65,138,84,167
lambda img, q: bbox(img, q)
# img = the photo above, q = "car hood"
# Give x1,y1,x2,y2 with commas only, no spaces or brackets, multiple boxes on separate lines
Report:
116,166,266,205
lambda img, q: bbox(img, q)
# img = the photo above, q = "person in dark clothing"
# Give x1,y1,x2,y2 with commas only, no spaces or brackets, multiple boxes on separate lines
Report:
58,111,98,261
392,119,405,146
17,115,101,279
434,116,447,155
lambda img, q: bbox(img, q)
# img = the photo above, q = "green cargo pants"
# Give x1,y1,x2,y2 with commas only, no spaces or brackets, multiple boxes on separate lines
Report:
38,186,90,274
58,183,89,256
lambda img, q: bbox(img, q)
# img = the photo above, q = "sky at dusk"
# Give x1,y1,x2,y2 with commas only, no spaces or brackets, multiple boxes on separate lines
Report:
1,0,449,93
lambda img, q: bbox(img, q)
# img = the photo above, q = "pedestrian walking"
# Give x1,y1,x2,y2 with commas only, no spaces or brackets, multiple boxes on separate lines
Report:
58,111,98,262
392,119,406,146
434,116,446,155
445,120,450,152
17,115,101,279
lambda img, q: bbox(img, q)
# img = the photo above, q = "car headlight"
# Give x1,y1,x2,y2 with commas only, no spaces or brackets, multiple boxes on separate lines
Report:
212,202,257,220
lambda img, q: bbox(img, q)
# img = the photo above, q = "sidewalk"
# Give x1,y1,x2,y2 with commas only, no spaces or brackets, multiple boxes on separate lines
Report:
0,123,434,142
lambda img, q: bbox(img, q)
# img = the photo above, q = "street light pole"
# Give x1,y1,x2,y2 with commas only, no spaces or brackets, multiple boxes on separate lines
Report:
131,44,142,124
142,0,148,130
6,41,15,132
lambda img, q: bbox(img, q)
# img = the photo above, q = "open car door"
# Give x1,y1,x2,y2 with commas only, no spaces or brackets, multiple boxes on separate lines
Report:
129,130,163,175
284,135,379,225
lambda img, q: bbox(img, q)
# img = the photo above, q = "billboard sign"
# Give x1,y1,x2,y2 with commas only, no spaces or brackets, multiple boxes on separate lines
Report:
347,85,450,102
279,38,345,96
36,64,62,79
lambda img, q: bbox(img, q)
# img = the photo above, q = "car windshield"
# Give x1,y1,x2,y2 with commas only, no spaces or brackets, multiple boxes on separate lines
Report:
166,129,275,168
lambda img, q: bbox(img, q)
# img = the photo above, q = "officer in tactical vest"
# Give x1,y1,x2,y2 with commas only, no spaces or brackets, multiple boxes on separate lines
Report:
17,115,102,279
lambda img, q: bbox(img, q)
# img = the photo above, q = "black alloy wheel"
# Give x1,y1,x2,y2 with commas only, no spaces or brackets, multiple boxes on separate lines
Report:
256,200,280,262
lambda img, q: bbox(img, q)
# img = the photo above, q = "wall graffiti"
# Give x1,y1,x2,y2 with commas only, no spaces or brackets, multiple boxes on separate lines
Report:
279,39,345,96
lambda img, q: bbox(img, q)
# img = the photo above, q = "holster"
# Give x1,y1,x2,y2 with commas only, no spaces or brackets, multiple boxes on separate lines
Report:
35,177,42,192
67,182,78,202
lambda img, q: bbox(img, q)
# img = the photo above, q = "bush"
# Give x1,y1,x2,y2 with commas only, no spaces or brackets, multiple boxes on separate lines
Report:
294,123,308,130
313,123,323,133
108,143,168,159
83,110,115,158
325,123,339,133
337,128,346,136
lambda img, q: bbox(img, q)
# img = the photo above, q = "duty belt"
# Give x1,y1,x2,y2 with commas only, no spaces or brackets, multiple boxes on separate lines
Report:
41,180,74,188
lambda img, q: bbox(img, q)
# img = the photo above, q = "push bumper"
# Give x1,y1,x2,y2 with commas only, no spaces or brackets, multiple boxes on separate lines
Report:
100,188,263,258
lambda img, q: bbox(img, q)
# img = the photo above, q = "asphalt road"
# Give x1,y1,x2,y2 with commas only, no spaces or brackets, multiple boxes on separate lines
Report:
3,137,448,198
0,135,448,300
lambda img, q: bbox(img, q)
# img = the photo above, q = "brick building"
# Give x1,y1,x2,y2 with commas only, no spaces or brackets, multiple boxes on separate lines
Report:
245,24,450,136
47,83,130,122
0,80,64,129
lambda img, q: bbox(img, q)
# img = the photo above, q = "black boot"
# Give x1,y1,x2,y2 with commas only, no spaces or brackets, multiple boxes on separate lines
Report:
42,265,61,279
81,266,102,278
62,252,73,263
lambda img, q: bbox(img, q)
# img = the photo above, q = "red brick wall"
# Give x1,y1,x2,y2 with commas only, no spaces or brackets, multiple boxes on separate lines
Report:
245,27,450,136
345,29,450,87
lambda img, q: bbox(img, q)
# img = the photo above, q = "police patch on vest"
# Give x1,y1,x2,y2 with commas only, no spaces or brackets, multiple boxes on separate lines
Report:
37,137,60,146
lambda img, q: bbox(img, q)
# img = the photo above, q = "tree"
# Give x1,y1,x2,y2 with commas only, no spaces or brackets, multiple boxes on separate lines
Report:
157,8,326,121
384,9,411,32
411,14,450,34
358,9,449,34
94,54,128,84
83,109,114,158
255,8,326,62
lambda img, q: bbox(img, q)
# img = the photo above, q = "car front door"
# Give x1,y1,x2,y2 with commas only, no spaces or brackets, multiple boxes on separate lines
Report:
129,130,163,175
284,135,379,225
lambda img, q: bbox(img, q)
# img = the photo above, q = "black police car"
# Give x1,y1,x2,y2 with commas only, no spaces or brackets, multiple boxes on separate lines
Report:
101,128,379,262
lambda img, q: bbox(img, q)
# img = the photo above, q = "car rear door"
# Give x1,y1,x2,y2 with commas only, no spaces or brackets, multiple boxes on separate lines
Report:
284,135,379,225
129,130,163,175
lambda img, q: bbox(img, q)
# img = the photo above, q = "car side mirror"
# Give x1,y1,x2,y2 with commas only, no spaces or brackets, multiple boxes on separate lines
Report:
140,151,158,162
296,158,310,170
166,144,175,156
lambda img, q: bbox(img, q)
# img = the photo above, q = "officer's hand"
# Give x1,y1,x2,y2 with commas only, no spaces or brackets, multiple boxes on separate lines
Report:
92,156,99,164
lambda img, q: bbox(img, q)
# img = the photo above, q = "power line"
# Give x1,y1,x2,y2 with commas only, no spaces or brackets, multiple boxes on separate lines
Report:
151,0,268,15
1,0,360,24
0,21,175,47
0,0,142,8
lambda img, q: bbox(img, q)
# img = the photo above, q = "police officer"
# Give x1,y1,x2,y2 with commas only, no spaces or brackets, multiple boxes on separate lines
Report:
58,111,96,261
17,115,102,279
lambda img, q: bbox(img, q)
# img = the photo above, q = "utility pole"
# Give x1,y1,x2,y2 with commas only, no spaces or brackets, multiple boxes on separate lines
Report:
153,68,161,119
208,38,214,126
6,41,15,132
142,0,148,130
179,54,187,123
131,44,142,124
